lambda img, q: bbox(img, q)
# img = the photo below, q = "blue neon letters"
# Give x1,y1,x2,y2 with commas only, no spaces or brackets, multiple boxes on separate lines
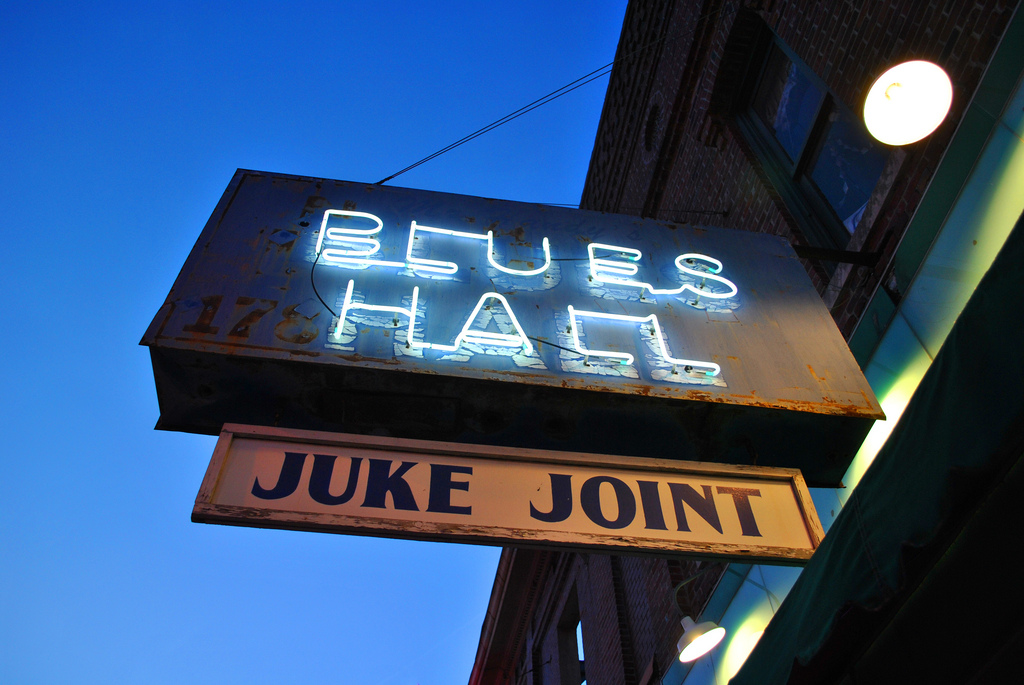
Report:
317,209,738,378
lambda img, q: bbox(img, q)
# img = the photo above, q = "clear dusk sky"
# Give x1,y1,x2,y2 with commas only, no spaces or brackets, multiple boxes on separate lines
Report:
0,2,627,683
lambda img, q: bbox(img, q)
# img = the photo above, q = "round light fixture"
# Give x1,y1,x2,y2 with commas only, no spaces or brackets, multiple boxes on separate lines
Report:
677,616,727,663
863,60,952,145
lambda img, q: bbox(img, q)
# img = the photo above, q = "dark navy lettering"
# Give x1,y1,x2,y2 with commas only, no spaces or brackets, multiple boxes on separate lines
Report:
308,454,362,505
668,483,723,534
530,473,573,523
361,459,419,511
427,464,473,515
580,476,636,529
717,486,763,537
637,480,668,530
251,451,306,500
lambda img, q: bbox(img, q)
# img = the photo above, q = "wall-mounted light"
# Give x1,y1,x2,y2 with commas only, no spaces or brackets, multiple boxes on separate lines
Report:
677,616,727,663
672,565,727,663
863,60,953,145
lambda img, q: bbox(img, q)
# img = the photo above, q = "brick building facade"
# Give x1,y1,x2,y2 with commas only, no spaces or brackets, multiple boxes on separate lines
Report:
582,0,1015,338
470,1,1022,684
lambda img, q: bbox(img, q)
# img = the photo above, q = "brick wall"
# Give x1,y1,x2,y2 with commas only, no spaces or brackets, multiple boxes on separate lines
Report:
498,2,1021,684
582,0,1017,338
511,552,728,685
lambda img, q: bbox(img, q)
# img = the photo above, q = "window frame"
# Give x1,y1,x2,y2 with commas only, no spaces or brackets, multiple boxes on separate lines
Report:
733,29,890,252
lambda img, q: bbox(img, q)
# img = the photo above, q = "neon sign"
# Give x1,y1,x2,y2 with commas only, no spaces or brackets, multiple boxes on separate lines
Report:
334,280,533,354
145,171,886,487
588,243,738,303
315,209,738,384
566,306,721,376
315,209,406,270
405,221,553,277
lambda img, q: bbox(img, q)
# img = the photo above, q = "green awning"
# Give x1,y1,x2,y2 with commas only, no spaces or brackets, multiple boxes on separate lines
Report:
731,209,1024,683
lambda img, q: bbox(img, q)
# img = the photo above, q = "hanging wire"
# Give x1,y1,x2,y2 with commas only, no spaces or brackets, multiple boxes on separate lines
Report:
375,2,738,185
315,3,743,325
757,566,778,615
376,63,615,185
526,336,578,355
524,204,729,217
709,651,721,685
725,566,784,613
310,250,338,318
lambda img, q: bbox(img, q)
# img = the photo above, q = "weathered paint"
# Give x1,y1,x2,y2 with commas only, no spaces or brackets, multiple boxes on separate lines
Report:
143,170,882,485
193,425,825,563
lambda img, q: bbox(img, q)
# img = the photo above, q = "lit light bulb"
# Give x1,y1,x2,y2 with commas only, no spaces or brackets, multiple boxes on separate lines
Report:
677,616,727,662
864,61,952,145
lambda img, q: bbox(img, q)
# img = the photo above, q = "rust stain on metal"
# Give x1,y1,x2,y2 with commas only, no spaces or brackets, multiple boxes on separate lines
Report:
301,195,329,218
771,398,872,417
336,353,405,366
862,390,884,418
148,172,883,486
807,364,827,381
274,311,317,341
286,349,321,358
728,393,759,401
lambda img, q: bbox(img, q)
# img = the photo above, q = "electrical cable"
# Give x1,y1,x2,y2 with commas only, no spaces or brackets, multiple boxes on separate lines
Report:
375,2,738,185
726,566,783,611
309,262,585,356
709,651,721,684
526,335,578,355
376,64,613,185
318,4,742,330
757,565,778,615
310,250,338,318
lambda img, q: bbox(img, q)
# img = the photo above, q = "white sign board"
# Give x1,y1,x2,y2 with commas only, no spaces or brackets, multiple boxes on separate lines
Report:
194,425,825,563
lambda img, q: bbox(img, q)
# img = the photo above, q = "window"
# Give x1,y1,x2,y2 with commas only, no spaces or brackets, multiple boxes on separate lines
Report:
576,620,587,685
733,33,890,250
557,590,586,685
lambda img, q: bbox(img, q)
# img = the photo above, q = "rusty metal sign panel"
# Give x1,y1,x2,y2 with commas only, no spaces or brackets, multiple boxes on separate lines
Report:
194,425,825,563
143,170,882,486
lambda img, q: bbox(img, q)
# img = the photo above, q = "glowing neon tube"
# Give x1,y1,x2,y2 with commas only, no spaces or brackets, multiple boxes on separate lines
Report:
487,234,552,276
333,280,422,344
316,209,406,269
566,305,720,376
406,221,552,276
587,243,738,300
336,282,531,355
420,292,533,354
405,221,488,275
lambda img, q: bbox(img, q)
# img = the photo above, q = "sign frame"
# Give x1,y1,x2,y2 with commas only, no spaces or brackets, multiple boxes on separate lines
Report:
194,424,826,564
144,170,883,487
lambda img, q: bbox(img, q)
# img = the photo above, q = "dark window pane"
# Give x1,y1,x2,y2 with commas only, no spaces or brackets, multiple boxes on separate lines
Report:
810,110,889,233
753,47,824,162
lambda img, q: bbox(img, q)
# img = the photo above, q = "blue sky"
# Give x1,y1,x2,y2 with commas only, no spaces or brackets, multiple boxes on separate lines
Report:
0,3,626,682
